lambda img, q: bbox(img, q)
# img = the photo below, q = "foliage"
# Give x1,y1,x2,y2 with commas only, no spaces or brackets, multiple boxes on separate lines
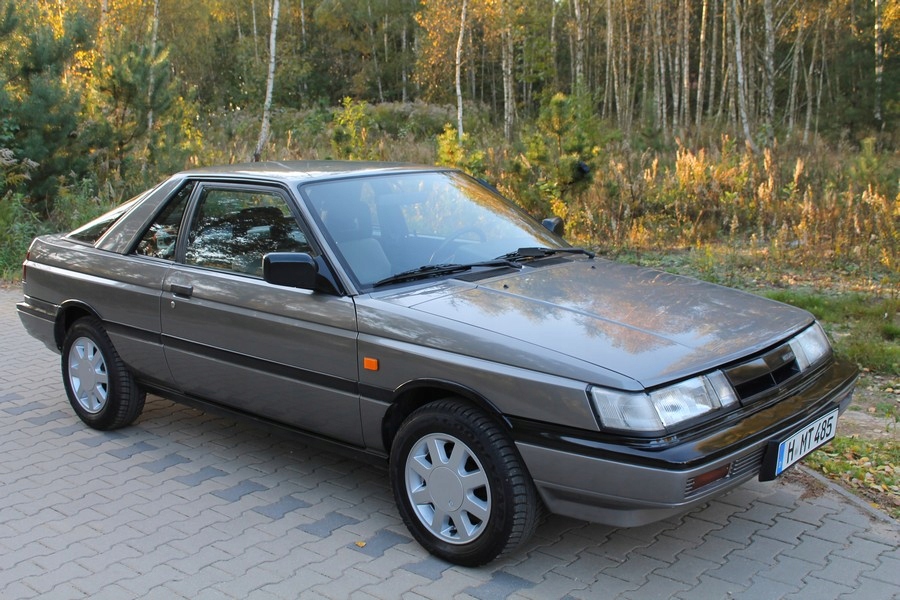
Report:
0,147,37,194
0,193,45,280
88,37,175,176
2,0,898,312
503,93,603,220
0,0,198,214
0,1,94,212
1,176,121,278
370,102,457,139
436,124,485,177
330,97,381,160
560,137,899,297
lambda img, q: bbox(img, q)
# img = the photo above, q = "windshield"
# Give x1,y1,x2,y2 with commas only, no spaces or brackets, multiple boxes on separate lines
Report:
301,170,565,288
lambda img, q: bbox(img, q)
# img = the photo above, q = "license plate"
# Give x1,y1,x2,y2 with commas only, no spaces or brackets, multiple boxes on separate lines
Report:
771,409,839,477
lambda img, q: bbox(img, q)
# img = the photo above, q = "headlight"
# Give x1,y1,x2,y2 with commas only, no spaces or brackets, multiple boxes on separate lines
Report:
591,370,738,432
790,322,831,371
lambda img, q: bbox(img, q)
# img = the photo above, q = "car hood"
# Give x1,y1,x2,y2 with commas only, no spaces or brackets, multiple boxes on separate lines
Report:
382,258,812,389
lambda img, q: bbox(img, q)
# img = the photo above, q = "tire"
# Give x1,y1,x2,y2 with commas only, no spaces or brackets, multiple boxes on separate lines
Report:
389,399,540,566
61,317,145,430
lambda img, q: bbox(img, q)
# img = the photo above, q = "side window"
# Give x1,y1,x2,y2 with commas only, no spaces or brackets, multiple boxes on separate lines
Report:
68,199,138,245
133,182,194,259
184,187,311,277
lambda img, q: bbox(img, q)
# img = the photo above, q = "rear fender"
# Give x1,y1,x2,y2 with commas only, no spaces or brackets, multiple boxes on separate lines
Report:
55,300,102,349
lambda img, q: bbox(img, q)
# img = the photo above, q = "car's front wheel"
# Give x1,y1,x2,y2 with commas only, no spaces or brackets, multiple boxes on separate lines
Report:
61,317,145,430
389,399,540,566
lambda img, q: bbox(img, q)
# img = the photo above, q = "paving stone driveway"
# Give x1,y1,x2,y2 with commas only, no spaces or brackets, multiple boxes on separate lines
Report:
1,286,898,599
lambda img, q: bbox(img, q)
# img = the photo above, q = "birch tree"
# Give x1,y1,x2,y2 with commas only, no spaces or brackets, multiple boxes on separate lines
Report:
573,0,586,92
762,0,775,145
874,0,884,128
147,0,160,132
730,0,755,150
253,0,280,162
696,0,710,128
456,0,468,139
803,17,820,143
785,14,805,135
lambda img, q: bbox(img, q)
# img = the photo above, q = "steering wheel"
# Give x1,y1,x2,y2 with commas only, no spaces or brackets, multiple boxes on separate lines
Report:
428,226,487,264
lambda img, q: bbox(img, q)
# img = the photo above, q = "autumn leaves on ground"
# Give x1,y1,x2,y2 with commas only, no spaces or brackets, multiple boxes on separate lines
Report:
2,1,898,516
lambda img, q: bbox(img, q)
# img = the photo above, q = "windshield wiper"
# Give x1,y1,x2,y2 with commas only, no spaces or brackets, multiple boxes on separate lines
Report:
372,259,520,288
496,247,595,261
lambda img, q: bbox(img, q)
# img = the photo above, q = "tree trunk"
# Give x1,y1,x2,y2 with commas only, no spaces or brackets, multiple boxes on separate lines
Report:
147,0,160,133
762,0,775,145
602,0,612,117
711,0,723,124
681,0,690,127
640,8,650,124
573,0,586,93
874,0,884,128
252,0,260,64
253,0,280,162
730,0,755,150
787,19,804,135
680,0,691,130
623,11,634,132
401,23,408,102
654,0,668,134
696,0,709,129
502,28,515,140
365,1,384,102
99,0,109,64
803,20,820,143
456,0,468,139
550,0,558,90
300,0,307,49
666,0,687,132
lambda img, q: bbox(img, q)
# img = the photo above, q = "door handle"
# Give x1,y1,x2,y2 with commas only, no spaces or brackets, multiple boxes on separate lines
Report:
169,283,194,297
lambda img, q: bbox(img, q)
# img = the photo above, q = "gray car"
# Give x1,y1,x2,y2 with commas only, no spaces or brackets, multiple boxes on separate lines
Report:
17,161,858,566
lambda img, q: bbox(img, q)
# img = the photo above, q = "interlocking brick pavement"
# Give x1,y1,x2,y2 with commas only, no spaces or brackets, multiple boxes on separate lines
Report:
2,285,898,599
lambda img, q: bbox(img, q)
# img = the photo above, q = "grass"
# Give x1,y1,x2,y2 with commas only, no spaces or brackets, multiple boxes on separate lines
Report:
874,401,899,422
763,290,900,376
805,437,900,519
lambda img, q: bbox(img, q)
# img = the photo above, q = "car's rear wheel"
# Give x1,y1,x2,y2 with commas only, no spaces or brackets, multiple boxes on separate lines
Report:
389,399,540,566
62,317,145,430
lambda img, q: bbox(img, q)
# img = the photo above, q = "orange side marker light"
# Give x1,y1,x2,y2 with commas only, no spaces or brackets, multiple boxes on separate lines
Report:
363,357,380,371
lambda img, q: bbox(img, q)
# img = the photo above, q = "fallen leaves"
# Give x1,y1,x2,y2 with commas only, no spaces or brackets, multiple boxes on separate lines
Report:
805,436,900,518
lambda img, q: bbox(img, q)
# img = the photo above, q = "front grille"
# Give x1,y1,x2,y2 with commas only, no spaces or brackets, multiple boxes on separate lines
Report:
724,342,801,405
731,446,766,479
684,446,765,498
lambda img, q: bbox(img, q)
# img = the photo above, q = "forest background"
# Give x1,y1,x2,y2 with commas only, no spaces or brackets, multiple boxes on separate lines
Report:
1,0,898,514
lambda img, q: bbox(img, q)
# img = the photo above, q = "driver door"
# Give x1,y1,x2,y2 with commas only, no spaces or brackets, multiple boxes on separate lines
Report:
160,183,362,444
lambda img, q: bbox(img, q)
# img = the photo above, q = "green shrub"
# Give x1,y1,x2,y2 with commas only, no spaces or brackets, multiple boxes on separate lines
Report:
330,97,380,160
0,193,45,279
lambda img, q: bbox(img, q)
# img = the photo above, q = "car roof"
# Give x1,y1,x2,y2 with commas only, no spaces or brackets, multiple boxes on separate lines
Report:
178,161,447,184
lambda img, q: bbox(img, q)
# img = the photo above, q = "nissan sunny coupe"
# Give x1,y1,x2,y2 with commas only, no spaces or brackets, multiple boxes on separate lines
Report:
17,161,858,565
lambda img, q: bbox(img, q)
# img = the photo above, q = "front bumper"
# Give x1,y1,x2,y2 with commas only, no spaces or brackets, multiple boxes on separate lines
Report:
515,357,858,527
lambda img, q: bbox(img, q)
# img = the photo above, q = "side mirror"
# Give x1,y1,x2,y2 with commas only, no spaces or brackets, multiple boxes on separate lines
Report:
542,216,565,236
263,252,318,289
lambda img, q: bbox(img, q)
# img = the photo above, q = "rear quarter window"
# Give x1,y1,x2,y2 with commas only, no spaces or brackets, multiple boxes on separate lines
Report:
66,199,139,245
